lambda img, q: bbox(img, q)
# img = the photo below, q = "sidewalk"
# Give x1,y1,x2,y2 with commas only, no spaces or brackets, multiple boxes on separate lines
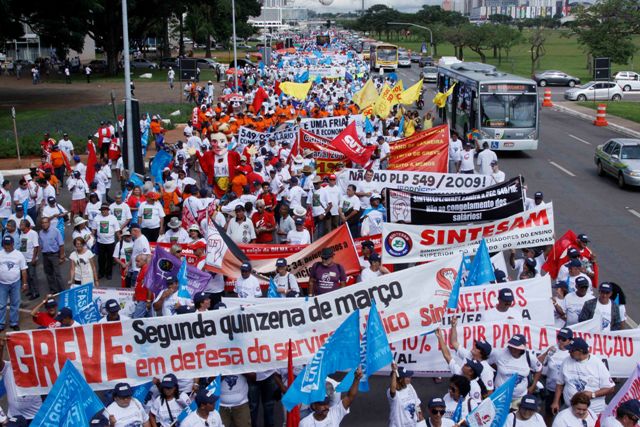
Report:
553,101,640,138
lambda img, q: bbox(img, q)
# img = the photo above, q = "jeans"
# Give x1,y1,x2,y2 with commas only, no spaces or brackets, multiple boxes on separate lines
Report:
132,301,151,319
43,252,65,293
0,279,22,328
249,376,277,427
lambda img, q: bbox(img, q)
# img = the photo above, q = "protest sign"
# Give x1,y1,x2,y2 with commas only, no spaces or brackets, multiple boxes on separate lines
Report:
298,115,364,139
388,125,449,173
383,320,640,378
7,255,461,395
382,203,555,263
296,129,347,175
384,177,525,224
93,288,136,318
339,168,492,195
237,126,298,146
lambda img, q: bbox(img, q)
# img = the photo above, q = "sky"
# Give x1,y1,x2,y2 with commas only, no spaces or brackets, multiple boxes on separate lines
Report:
294,0,440,13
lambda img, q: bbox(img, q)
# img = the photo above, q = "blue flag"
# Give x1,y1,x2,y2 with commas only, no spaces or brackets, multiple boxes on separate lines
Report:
277,59,284,69
267,277,281,298
131,381,154,405
295,70,309,83
0,380,6,398
447,256,471,310
282,310,361,410
345,71,353,82
466,240,496,286
452,397,463,422
177,258,191,300
177,375,222,422
398,115,405,137
31,360,104,427
57,283,101,324
388,72,398,82
315,74,322,84
313,50,323,58
150,149,173,185
466,374,517,427
364,117,374,134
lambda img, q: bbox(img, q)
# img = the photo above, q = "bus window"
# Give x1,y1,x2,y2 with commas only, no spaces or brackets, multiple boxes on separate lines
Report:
480,94,537,128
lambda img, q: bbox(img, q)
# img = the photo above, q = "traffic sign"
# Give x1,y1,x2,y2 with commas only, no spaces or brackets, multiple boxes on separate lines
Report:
593,57,611,81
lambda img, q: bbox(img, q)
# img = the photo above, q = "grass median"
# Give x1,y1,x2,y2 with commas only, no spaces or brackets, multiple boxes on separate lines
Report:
577,101,640,124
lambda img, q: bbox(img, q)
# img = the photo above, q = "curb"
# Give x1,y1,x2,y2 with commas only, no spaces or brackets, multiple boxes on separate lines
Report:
0,168,30,177
552,104,640,139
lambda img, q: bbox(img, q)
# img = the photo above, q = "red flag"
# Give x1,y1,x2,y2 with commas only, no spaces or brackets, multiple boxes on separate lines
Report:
275,80,282,96
85,140,97,184
286,339,300,427
542,230,577,278
252,87,269,113
331,122,375,166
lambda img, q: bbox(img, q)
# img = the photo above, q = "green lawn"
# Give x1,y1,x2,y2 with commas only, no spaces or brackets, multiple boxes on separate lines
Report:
384,30,639,82
0,103,190,158
577,101,640,124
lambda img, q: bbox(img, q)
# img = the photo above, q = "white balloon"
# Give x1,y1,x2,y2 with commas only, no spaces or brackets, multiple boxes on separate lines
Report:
318,0,333,5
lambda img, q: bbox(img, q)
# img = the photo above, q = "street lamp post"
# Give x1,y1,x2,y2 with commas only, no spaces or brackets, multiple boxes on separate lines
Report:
231,0,239,92
122,0,135,174
387,22,433,58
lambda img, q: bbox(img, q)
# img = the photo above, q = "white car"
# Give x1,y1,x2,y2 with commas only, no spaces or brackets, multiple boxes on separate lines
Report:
564,81,623,101
398,55,411,67
614,71,640,91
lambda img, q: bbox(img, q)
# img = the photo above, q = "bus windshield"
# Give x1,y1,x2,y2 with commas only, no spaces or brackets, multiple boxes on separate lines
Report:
377,48,397,61
480,93,537,128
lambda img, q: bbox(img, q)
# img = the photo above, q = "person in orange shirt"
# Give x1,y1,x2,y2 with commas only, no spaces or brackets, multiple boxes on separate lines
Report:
348,101,359,115
161,180,182,226
214,103,223,115
49,145,69,183
318,107,330,118
231,167,248,197
229,118,239,135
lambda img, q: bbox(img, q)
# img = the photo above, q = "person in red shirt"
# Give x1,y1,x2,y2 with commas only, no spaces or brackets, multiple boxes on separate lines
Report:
132,254,153,318
30,295,59,328
258,181,276,212
252,199,276,243
40,133,56,155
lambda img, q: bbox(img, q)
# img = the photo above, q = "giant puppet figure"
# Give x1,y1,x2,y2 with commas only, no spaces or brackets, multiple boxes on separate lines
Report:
197,129,240,198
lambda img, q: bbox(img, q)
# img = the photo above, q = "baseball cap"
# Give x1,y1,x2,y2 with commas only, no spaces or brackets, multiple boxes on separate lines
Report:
475,340,492,357
2,235,14,245
568,337,589,353
618,399,640,419
361,240,375,249
44,298,57,309
234,204,245,211
15,204,24,211
577,233,590,243
490,160,498,166
295,217,305,225
520,394,539,410
47,196,56,203
370,193,382,200
276,258,287,267
195,388,218,405
7,416,29,427
105,299,120,313
176,305,196,315
494,269,507,283
397,366,414,378
507,334,527,350
113,382,133,398
166,275,178,283
328,174,337,180
320,247,334,259
575,276,590,288
89,414,110,427
161,373,178,388
192,241,207,250
55,307,73,322
428,397,446,408
241,262,252,271
369,252,381,262
525,258,537,269
553,281,569,290
557,327,573,340
599,282,613,293
534,191,543,199
567,248,580,258
568,259,582,268
193,292,208,304
498,288,514,302
466,359,484,378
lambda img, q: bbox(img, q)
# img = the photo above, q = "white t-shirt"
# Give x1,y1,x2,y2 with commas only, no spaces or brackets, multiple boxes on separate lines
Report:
320,185,342,216
180,409,224,427
551,407,597,427
481,307,518,323
490,170,506,185
85,201,102,230
106,398,149,427
153,291,179,317
356,180,377,209
459,150,475,172
360,267,382,283
235,275,262,298
601,416,624,427
69,250,95,284
505,412,547,427
1,361,42,418
110,202,132,228
220,375,249,407
299,402,349,427
286,229,311,245
447,359,482,403
8,214,34,228
159,228,190,244
138,202,165,229
0,249,27,285
13,187,36,210
287,186,306,210
558,355,614,414
149,393,191,426
227,218,256,244
130,234,151,272
339,194,361,216
387,385,421,427
544,348,570,391
564,292,592,326
594,300,613,332
58,139,74,157
0,189,12,217
488,348,542,399
66,178,88,200
17,230,39,263
274,273,300,295
443,393,475,421
42,203,67,231
96,214,120,244
456,347,494,391
476,149,498,175
449,139,463,162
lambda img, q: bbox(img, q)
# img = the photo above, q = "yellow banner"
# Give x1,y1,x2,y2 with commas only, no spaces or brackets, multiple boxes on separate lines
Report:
280,81,312,101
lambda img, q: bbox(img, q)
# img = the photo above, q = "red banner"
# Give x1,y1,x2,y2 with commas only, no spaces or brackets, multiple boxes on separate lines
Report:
388,124,449,172
295,129,349,175
330,122,375,166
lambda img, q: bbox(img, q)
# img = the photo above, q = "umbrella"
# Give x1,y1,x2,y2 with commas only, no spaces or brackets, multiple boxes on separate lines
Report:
226,68,244,76
222,93,245,103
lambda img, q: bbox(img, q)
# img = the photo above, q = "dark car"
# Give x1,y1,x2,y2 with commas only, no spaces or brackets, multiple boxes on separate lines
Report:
195,58,222,70
533,70,581,87
410,53,422,63
229,58,255,68
160,57,179,69
86,59,108,73
418,56,434,67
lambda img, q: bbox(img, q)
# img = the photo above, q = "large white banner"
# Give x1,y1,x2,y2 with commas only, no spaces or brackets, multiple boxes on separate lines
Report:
299,115,364,139
7,255,461,396
385,319,640,378
382,203,555,263
339,168,492,195
237,125,298,146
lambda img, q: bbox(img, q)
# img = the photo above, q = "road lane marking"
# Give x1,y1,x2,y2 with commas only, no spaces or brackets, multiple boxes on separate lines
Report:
568,134,592,145
549,161,576,177
628,208,640,219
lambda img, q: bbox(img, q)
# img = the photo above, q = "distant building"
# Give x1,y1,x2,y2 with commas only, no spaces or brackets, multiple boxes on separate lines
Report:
3,24,95,62
249,0,309,28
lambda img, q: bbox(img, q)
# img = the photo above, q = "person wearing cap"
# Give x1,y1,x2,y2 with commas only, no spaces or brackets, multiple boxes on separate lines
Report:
458,142,476,174
106,382,150,427
509,248,537,280
435,328,488,403
319,173,342,234
308,247,347,297
575,233,597,283
482,288,518,322
601,399,640,427
556,247,581,283
159,217,189,244
578,282,622,331
425,397,455,427
57,132,74,160
273,258,300,297
13,178,37,224
339,184,362,238
55,307,76,327
489,160,505,185
252,199,276,243
149,373,192,426
360,192,386,237
234,262,262,298
551,281,569,328
564,276,594,326
112,228,134,287
153,276,180,316
449,317,495,397
49,144,69,183
552,392,597,427
0,234,26,331
180,388,223,427
275,203,295,244
476,141,498,175
30,294,58,328
566,258,592,293
193,292,211,311
359,252,388,282
541,327,573,422
100,299,129,323
488,334,542,406
137,193,166,242
16,219,39,300
95,202,120,281
286,216,311,245
41,195,68,233
552,337,615,415
226,204,256,244
66,168,89,223
505,394,546,426
359,240,376,269
299,368,363,427
388,362,423,426
109,192,133,230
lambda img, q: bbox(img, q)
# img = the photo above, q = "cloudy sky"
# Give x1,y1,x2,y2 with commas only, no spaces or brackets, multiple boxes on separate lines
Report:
293,0,440,13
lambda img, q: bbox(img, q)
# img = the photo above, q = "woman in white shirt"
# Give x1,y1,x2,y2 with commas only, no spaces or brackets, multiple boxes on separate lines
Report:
442,375,476,421
106,382,150,427
68,237,98,287
84,193,102,232
359,253,389,283
71,216,95,250
388,363,422,427
505,394,547,427
149,374,191,427
274,258,300,297
552,392,597,427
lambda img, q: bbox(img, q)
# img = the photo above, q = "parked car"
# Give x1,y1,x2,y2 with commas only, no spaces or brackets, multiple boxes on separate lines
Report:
564,81,623,101
419,56,434,67
229,59,255,68
410,53,422,63
130,58,158,69
86,59,108,73
613,71,639,81
534,70,581,87
195,58,221,70
421,66,438,83
398,54,411,68
160,57,178,69
614,72,640,91
594,138,640,188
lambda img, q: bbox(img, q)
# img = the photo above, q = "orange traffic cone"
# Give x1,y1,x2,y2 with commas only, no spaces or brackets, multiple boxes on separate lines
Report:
593,104,608,126
542,88,553,107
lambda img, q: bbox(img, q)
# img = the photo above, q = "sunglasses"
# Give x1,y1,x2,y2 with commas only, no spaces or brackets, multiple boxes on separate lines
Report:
431,409,446,415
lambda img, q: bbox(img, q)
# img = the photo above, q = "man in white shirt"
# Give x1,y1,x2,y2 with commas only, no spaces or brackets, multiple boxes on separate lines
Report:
355,169,377,210
505,394,546,426
552,338,615,415
476,142,498,175
57,133,75,160
18,220,40,300
448,133,463,173
153,277,179,316
109,192,132,230
300,368,362,427
226,205,256,244
489,160,506,184
387,364,422,427
96,203,120,280
0,236,28,330
482,288,519,322
128,225,150,286
320,174,342,233
564,277,593,326
459,143,476,174
234,263,261,298
286,217,311,245
181,389,224,427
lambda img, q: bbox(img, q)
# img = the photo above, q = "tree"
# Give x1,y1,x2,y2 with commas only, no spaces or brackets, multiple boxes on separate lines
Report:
489,14,513,24
444,25,467,60
570,0,640,65
489,24,523,63
463,24,491,63
529,27,546,75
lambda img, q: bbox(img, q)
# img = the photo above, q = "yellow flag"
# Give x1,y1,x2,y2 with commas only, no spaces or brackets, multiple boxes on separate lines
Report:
400,79,424,105
280,81,312,101
433,83,456,109
374,83,393,118
353,79,378,109
390,80,404,106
